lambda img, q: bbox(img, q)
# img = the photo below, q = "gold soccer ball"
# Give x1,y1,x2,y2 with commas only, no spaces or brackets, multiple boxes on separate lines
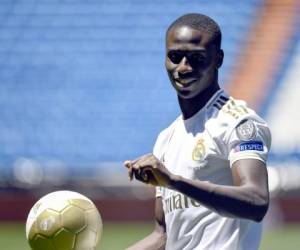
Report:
26,190,102,250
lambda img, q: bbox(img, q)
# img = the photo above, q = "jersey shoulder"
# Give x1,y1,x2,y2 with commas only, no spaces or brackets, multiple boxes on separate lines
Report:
210,93,258,122
206,92,271,159
206,92,269,140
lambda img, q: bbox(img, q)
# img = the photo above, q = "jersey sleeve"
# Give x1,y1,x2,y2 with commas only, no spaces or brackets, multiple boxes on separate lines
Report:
227,118,271,167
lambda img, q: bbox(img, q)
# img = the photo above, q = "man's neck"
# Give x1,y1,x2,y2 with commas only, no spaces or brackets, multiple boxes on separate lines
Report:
179,82,220,120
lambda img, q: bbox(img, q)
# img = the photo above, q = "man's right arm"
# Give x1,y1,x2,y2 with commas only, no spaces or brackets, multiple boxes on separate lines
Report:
126,197,166,250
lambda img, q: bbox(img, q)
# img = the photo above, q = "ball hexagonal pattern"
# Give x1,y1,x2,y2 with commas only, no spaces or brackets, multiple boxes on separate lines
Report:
53,228,76,249
26,191,102,250
36,209,61,237
61,205,87,234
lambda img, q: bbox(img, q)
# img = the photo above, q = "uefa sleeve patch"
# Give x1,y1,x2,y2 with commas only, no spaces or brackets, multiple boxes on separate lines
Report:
235,141,264,152
236,119,257,141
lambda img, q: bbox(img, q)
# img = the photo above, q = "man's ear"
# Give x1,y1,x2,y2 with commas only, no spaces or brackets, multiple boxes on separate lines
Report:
216,49,224,68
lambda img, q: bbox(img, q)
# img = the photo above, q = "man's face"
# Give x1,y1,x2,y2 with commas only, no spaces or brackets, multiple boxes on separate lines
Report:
165,25,222,99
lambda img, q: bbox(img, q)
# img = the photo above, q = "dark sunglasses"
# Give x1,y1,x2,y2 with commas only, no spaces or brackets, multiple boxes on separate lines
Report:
167,50,208,66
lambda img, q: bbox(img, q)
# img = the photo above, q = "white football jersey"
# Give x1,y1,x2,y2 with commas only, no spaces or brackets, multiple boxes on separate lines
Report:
154,90,271,250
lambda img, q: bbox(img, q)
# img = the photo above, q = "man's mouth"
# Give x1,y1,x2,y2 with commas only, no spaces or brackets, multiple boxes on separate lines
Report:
174,78,198,88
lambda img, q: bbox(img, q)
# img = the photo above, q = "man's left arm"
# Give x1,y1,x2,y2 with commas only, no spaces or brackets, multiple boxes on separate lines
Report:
170,158,269,222
125,155,269,222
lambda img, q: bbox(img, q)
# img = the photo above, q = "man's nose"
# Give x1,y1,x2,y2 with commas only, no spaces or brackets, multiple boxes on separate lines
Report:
177,57,193,74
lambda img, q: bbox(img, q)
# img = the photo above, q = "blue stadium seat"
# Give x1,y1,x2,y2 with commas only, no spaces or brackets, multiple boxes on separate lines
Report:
0,0,262,173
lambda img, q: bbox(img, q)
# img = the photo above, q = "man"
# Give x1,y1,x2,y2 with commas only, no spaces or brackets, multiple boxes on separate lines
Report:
124,13,271,250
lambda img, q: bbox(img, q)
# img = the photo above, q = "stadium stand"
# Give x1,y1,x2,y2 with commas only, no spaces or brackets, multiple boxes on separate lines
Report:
0,0,262,179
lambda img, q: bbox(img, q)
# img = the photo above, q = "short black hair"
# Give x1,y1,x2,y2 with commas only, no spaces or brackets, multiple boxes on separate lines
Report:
166,13,222,49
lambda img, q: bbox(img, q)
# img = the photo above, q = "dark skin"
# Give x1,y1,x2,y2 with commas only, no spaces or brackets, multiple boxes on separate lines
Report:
124,25,269,250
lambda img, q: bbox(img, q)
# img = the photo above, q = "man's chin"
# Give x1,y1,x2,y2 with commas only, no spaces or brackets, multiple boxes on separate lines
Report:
177,89,198,99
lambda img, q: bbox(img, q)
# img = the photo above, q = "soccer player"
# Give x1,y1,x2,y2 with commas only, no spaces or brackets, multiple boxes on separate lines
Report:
124,13,271,250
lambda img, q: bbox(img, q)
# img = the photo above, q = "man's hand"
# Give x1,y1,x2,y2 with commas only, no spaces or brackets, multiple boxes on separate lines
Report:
124,154,174,187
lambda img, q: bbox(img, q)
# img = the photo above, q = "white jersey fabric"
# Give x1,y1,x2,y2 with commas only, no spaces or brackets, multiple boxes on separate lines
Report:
154,90,271,250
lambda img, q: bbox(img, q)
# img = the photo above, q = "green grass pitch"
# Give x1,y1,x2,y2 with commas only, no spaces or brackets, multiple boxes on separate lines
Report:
0,222,299,250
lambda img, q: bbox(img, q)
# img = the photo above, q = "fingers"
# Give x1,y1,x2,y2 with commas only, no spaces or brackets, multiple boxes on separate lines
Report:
124,154,156,183
124,159,147,182
124,160,131,169
134,168,149,183
124,160,134,181
125,154,152,166
128,167,134,181
124,154,153,170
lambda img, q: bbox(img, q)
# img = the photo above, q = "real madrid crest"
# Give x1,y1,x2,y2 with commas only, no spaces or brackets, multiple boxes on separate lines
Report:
192,139,206,161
